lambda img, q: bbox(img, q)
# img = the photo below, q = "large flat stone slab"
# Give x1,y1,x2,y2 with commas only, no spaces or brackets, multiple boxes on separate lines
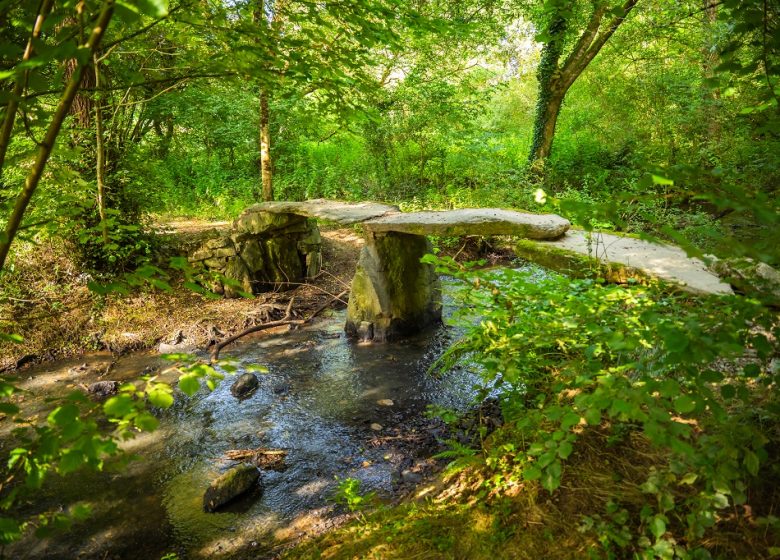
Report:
363,209,570,240
245,199,399,225
516,230,733,296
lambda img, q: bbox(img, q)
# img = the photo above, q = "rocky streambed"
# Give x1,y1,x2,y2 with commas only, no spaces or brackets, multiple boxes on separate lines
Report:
5,280,491,560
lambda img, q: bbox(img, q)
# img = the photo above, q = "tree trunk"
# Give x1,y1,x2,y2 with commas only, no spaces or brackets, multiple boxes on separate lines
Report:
529,88,565,165
259,88,273,201
527,1,638,170
528,15,568,169
94,54,109,244
702,0,720,143
0,0,115,273
0,0,55,177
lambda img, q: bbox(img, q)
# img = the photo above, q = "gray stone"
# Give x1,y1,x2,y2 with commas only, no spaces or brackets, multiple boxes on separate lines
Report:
247,199,400,225
364,208,570,240
211,246,237,258
158,341,197,354
234,209,306,234
223,257,253,298
345,231,442,342
305,250,321,279
86,380,120,401
190,248,212,261
262,238,303,285
230,372,259,399
515,230,733,296
710,257,780,305
203,464,260,512
401,469,422,484
205,236,232,249
240,241,266,274
203,257,228,269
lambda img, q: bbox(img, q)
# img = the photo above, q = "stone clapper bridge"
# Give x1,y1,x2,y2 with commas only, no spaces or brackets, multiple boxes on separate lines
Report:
189,199,732,343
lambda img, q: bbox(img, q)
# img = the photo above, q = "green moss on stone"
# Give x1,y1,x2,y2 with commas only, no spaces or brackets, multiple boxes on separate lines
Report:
514,239,653,286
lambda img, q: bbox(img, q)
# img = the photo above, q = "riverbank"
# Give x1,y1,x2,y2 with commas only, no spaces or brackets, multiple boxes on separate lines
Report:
0,222,366,371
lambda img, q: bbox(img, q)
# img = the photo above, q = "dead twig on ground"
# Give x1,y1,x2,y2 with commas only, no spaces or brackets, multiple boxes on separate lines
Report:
210,290,348,362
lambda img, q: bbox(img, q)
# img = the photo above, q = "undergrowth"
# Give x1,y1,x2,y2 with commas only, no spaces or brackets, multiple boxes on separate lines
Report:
286,261,780,560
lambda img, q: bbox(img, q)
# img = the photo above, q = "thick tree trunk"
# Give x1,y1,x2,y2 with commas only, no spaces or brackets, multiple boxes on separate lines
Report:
530,88,565,165
528,15,568,169
259,89,273,201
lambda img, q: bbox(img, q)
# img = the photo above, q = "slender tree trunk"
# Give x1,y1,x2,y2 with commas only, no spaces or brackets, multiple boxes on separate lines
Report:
259,88,273,201
0,0,55,177
0,0,115,273
94,53,109,244
702,0,720,142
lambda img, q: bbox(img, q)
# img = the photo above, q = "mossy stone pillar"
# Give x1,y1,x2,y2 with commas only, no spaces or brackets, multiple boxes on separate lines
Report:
345,231,441,342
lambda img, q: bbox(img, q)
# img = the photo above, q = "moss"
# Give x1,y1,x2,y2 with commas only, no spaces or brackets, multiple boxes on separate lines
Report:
202,464,260,512
514,239,654,286
346,232,441,341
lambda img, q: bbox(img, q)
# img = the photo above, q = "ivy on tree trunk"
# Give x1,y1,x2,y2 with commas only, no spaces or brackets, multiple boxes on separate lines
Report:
528,0,639,171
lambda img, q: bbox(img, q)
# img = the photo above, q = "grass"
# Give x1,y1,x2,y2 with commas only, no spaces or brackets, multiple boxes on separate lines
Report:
285,425,777,560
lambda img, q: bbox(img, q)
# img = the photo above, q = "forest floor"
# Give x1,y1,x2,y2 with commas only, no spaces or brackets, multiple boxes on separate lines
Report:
0,222,366,371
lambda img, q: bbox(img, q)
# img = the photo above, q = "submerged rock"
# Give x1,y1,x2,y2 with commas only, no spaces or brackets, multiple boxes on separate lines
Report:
86,380,120,401
230,373,259,399
203,464,260,512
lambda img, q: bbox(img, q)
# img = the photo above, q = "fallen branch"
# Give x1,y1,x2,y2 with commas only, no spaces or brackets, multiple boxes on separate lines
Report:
210,290,348,362
224,447,288,470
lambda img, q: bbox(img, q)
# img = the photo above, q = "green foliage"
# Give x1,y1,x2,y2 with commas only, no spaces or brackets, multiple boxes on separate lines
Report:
332,477,377,514
428,256,779,557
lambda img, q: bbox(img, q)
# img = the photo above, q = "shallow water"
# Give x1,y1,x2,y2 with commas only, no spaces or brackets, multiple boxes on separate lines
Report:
6,279,490,560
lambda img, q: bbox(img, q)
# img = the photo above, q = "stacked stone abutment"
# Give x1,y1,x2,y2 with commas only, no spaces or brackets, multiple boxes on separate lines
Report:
188,208,321,297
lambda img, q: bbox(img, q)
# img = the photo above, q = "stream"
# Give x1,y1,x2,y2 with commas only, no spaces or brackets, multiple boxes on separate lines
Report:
5,279,491,560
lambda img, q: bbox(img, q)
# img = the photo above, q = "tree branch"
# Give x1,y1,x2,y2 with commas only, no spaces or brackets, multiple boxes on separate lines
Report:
0,0,115,272
210,290,348,362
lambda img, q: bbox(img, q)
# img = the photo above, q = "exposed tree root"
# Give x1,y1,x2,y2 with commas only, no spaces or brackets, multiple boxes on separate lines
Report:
210,290,348,362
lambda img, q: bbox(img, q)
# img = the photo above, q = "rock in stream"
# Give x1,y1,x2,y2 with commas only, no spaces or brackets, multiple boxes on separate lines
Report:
230,373,259,399
203,464,261,512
